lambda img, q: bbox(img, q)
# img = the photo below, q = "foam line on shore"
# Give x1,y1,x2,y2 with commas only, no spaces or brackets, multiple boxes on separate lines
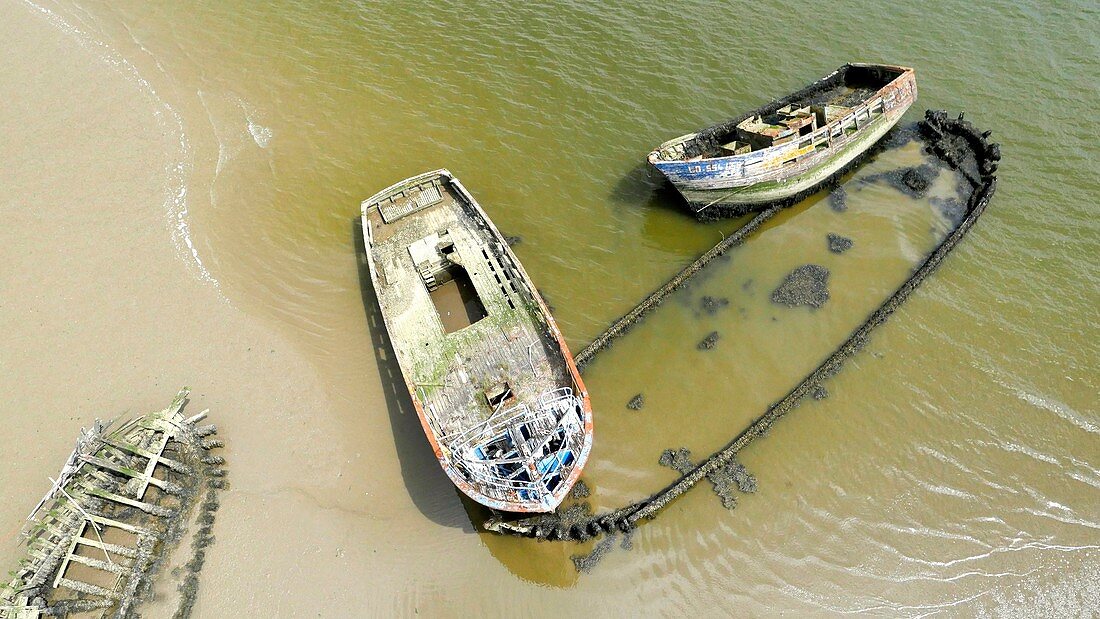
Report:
21,0,220,290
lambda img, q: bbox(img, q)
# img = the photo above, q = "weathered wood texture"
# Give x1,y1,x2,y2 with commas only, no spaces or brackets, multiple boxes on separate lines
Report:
0,389,225,619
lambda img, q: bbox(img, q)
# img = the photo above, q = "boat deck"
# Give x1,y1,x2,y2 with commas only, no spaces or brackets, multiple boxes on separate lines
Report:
364,178,570,441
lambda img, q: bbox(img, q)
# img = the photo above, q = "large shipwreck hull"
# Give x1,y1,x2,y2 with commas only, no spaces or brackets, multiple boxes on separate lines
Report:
487,110,1001,542
648,63,917,218
361,170,593,513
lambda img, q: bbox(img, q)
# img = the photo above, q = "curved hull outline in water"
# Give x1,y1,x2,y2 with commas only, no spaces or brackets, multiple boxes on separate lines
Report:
361,170,593,513
648,63,917,216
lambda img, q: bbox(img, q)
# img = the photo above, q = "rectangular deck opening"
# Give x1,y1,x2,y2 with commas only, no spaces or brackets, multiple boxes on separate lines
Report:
429,263,488,333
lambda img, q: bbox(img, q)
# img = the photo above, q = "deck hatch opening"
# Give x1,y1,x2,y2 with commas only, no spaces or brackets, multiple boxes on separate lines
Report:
485,382,513,408
428,262,488,333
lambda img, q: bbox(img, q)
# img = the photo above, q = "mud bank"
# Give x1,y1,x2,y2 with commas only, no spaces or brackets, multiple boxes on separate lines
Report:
486,110,999,544
0,6,341,614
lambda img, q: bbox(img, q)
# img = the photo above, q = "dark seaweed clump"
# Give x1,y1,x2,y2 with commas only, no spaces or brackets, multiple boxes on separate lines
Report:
700,295,730,315
829,186,848,212
861,164,938,199
626,394,645,410
771,265,830,309
707,460,758,509
558,501,593,527
658,447,695,474
698,331,720,350
659,448,757,510
827,233,853,254
570,480,590,499
571,534,618,573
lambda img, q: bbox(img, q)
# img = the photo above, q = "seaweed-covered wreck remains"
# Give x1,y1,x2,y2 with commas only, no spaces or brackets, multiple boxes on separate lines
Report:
487,110,1000,543
648,63,916,218
0,389,224,618
361,169,593,513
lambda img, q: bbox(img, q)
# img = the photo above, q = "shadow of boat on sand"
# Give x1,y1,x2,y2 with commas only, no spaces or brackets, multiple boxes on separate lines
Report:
352,218,474,533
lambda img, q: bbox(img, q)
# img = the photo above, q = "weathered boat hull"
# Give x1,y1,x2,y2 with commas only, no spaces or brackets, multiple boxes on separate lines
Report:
361,170,593,513
648,63,916,218
667,109,903,214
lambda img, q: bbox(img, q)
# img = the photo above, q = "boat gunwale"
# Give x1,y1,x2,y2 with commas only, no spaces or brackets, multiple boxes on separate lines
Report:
646,63,915,168
361,170,594,514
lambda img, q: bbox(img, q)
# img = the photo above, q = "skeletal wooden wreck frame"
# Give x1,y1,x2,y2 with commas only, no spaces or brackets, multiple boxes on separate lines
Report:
0,389,224,619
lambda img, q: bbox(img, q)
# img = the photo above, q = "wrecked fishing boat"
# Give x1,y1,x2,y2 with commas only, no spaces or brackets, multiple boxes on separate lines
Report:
648,63,917,218
361,169,593,513
0,389,224,618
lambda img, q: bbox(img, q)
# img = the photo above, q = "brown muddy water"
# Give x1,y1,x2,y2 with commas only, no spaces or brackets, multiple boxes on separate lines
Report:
1,0,1097,616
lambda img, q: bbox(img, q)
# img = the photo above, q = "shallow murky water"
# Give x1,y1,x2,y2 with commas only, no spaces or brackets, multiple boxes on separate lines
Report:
1,0,1097,615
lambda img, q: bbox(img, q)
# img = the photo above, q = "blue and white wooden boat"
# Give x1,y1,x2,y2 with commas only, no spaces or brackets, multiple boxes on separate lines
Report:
648,63,917,219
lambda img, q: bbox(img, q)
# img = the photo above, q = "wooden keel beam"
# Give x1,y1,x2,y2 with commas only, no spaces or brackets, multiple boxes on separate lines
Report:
99,436,189,473
65,553,127,576
87,514,154,537
84,486,173,518
77,455,166,491
134,432,171,500
50,522,84,589
54,578,120,600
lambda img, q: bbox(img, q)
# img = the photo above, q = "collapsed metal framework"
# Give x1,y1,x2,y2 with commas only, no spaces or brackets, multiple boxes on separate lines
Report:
450,388,585,507
0,389,225,618
488,110,1000,540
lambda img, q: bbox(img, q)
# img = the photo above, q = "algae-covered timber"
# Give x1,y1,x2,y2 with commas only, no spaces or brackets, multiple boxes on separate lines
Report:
648,63,917,219
360,170,593,513
0,389,224,619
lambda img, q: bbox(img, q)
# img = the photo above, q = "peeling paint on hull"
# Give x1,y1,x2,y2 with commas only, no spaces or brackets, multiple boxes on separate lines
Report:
649,63,917,218
675,110,904,212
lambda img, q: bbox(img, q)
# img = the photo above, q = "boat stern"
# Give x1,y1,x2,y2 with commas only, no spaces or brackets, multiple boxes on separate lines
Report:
443,387,591,513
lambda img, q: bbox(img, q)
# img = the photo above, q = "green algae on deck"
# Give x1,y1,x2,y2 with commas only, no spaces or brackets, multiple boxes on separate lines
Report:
361,170,593,513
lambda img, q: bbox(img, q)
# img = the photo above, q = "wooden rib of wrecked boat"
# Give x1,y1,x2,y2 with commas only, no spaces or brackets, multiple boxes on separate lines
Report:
0,389,223,619
648,63,917,217
361,169,593,513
